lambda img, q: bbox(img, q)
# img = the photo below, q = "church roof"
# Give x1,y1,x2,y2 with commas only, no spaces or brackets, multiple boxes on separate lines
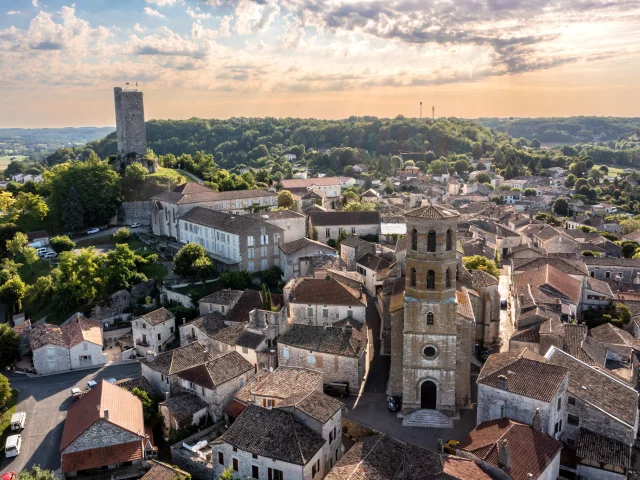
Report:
405,204,459,220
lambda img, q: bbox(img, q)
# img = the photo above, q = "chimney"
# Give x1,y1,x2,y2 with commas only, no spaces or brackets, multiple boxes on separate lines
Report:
498,440,511,472
526,475,533,480
519,294,524,304
165,391,170,401
104,410,109,420
532,408,542,432
146,350,156,362
496,374,508,390
500,404,505,419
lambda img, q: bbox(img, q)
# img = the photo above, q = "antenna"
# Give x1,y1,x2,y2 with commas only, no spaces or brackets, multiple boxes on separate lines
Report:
420,102,422,119
432,105,435,120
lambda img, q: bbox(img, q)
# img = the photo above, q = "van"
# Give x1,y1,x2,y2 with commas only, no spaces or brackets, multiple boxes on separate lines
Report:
10,412,26,431
5,435,21,458
323,382,350,398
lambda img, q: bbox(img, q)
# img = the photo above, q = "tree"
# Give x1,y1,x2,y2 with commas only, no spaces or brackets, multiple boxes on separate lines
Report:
428,159,448,175
619,240,639,259
384,180,394,194
531,138,541,148
220,467,241,480
343,200,376,212
574,178,589,191
0,277,26,321
278,190,295,209
13,192,49,221
565,174,576,187
131,387,159,423
0,373,11,410
454,159,469,175
103,244,150,292
343,191,359,204
311,227,318,241
49,235,76,252
24,275,54,315
173,243,215,283
336,230,349,250
123,163,148,192
535,212,562,226
475,172,491,184
462,255,500,279
523,188,537,197
114,227,131,244
219,271,252,290
620,218,640,235
0,324,20,369
17,467,58,480
6,232,38,265
553,197,570,216
60,186,85,231
0,191,16,213
53,249,104,308
390,155,403,172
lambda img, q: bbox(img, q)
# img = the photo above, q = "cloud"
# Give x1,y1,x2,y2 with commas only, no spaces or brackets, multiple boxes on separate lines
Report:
133,23,147,33
145,0,181,5
7,11,21,15
31,0,38,6
186,7,211,20
143,7,165,18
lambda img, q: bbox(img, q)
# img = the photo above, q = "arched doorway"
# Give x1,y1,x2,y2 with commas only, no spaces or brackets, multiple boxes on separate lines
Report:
420,381,437,409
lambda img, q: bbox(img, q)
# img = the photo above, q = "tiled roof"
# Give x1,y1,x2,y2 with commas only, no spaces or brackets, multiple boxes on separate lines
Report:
281,390,343,423
198,289,244,306
140,342,210,376
177,351,253,389
214,404,325,466
357,252,391,271
181,207,274,235
471,269,499,287
591,323,639,350
281,177,341,189
61,440,143,474
139,307,174,326
546,346,639,427
288,277,365,306
405,204,459,219
456,287,475,320
513,264,582,303
159,393,209,424
154,182,275,205
512,256,588,276
235,367,321,403
576,428,630,468
211,321,250,345
247,210,304,220
585,277,614,297
479,348,546,381
30,316,103,351
581,256,640,267
279,237,335,255
309,211,381,227
326,269,365,285
225,289,278,322
29,323,67,350
26,230,48,240
114,376,156,396
184,313,228,337
478,357,567,402
141,460,190,480
236,330,265,349
60,380,144,452
279,320,367,357
340,235,375,250
458,419,562,480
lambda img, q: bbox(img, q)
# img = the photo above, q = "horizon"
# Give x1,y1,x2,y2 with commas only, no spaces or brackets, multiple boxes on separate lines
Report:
2,0,640,128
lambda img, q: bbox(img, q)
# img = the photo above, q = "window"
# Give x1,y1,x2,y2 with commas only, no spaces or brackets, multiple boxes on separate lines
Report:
239,377,245,387
446,229,452,251
263,398,274,408
261,234,269,245
605,271,611,279
557,397,562,411
218,452,224,465
427,230,436,252
325,228,330,238
308,307,314,318
221,305,226,313
232,447,238,453
252,454,258,459
351,227,356,235
248,236,255,247
329,431,333,444
323,308,329,318
242,346,248,354
568,396,576,405
233,458,238,472
554,420,562,434
590,271,595,278
347,309,353,318
248,261,255,272
248,248,254,259
274,233,280,244
48,360,56,370
261,259,268,270
261,246,267,257
47,347,55,357
568,414,580,426
445,269,451,288
142,323,147,329
252,466,259,479
410,268,416,287
427,312,434,325
268,468,283,480
411,228,417,250
426,270,435,290
283,348,290,359
157,333,162,341
423,346,437,358
307,354,316,365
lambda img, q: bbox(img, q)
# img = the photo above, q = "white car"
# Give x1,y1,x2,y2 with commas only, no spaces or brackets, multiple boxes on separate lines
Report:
131,223,141,228
43,251,58,259
87,228,100,235
87,380,97,389
35,247,48,256
106,378,117,384
5,434,21,458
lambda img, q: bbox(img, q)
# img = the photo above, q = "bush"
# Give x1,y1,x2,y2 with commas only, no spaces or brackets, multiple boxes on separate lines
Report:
257,266,283,291
219,271,252,290
49,235,76,253
113,227,131,244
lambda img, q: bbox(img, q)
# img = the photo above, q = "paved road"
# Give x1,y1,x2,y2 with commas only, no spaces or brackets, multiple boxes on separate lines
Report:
1,363,141,474
498,266,514,352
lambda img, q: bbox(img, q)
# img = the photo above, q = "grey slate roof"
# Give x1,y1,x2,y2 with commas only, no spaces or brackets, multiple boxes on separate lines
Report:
140,307,174,326
309,211,381,226
235,367,322,403
288,390,343,423
357,252,391,271
278,320,367,357
214,404,325,466
279,237,335,255
154,183,275,205
140,342,210,376
198,289,244,306
178,351,253,389
181,207,270,234
577,428,630,468
160,393,209,423
184,313,229,337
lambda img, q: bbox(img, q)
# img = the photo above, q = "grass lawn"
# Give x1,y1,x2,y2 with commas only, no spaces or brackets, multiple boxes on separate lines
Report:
122,168,188,202
173,281,222,299
597,164,625,176
142,262,168,281
0,156,28,171
0,389,19,462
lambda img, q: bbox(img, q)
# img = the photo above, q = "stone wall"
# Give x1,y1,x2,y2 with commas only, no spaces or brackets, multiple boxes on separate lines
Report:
119,201,152,226
564,394,635,447
114,88,147,156
103,327,133,341
163,287,195,308
288,302,366,326
170,425,219,480
33,344,71,375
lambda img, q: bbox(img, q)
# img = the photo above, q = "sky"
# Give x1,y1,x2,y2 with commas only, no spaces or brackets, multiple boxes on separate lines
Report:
1,0,640,127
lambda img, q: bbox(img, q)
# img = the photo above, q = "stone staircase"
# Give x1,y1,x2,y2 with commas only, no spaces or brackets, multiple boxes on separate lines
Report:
402,409,454,428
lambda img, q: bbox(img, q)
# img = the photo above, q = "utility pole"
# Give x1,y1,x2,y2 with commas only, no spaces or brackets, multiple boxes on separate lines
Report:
432,105,435,120
420,102,422,119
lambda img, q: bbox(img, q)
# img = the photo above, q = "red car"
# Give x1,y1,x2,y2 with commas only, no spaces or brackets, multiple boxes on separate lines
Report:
2,473,16,480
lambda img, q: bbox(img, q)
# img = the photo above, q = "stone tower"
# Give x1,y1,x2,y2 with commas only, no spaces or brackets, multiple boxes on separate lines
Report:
401,204,473,416
114,87,147,157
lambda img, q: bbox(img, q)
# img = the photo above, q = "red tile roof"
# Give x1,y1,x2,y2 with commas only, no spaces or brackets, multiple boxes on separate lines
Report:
61,440,143,473
60,380,144,452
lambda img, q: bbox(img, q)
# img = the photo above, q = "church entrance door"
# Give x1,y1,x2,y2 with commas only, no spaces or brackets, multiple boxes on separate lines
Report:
420,380,437,409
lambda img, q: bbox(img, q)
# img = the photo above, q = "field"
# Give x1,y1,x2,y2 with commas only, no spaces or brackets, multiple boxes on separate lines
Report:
596,164,626,176
0,155,28,171
122,167,189,201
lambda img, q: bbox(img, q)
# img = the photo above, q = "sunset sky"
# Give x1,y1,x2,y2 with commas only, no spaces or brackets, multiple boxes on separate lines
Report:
2,0,640,127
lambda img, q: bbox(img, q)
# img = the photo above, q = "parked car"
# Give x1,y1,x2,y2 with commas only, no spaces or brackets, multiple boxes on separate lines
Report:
323,382,350,398
70,387,82,400
87,380,97,389
131,223,141,228
87,228,100,235
388,396,402,412
4,435,21,458
500,298,508,309
443,439,459,455
106,378,117,384
43,251,58,259
35,247,48,256
10,412,26,432
2,472,16,480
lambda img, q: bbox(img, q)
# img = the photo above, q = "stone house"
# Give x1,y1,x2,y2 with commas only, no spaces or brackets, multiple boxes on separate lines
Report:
198,289,243,316
59,380,153,478
140,342,211,395
152,182,277,240
159,393,209,434
177,351,255,421
277,320,369,388
519,224,579,254
29,315,106,375
279,238,337,280
180,207,284,273
582,256,640,285
356,252,392,296
283,277,366,325
468,219,522,257
465,269,501,349
301,189,326,212
248,210,306,243
545,346,639,476
141,460,190,480
132,307,176,356
26,230,49,247
281,177,342,199
308,211,381,244
477,349,569,438
458,418,563,480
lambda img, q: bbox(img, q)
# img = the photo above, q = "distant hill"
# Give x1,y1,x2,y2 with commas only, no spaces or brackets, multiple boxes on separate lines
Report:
0,127,115,143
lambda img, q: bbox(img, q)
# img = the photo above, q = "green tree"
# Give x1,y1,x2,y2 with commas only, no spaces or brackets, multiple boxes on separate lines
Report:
620,218,640,235
53,249,104,307
219,271,252,290
17,467,58,480
553,198,570,216
574,178,589,191
6,232,38,265
114,227,131,244
523,188,537,197
428,159,448,175
311,227,318,241
343,191,359,204
0,324,20,369
60,186,85,231
343,200,377,212
0,277,26,320
103,244,150,292
619,240,639,259
13,192,48,221
49,235,76,252
475,172,491,184
173,243,214,283
531,138,541,149
131,387,159,423
454,159,469,175
220,467,241,480
278,190,295,209
384,180,394,194
463,255,500,279
123,163,148,193
24,275,54,315
336,229,349,250
0,373,11,409
535,212,562,226
390,155,403,172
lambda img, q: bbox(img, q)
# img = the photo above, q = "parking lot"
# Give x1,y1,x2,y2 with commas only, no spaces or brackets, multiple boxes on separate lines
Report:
1,363,141,474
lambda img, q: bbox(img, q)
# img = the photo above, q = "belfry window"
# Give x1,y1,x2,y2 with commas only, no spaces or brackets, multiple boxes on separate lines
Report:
427,312,434,325
445,269,451,288
446,229,452,251
410,268,416,287
427,230,436,252
426,270,435,290
411,228,418,251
